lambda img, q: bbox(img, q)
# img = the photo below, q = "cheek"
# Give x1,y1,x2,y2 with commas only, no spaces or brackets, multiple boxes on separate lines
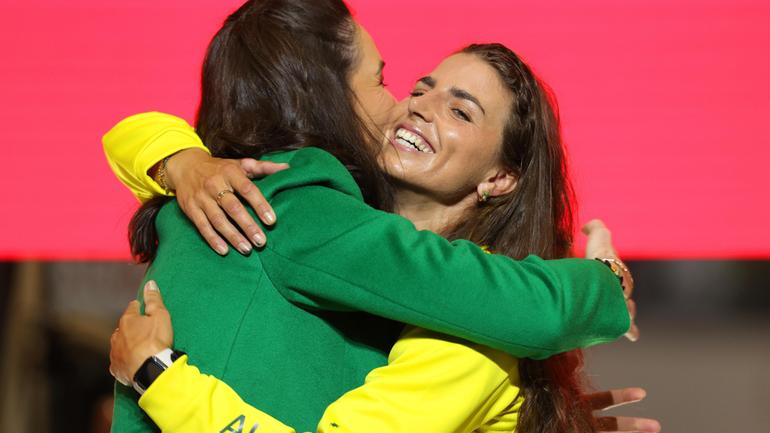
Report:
357,88,396,127
372,89,397,127
441,129,498,183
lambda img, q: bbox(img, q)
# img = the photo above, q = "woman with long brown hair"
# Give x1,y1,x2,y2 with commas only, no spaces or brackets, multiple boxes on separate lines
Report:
105,0,650,432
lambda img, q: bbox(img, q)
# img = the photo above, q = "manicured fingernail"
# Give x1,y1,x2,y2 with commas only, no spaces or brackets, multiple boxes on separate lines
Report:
146,280,159,292
253,233,265,247
215,242,228,255
238,242,252,254
263,211,276,225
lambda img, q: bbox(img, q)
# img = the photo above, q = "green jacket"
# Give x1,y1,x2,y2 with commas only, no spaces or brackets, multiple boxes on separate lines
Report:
112,147,629,433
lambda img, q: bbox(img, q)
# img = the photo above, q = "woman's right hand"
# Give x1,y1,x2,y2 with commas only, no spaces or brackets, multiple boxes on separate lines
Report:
109,281,174,387
163,149,289,255
588,387,661,433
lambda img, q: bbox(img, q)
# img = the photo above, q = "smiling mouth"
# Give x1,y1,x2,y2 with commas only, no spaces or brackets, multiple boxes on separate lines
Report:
394,127,435,154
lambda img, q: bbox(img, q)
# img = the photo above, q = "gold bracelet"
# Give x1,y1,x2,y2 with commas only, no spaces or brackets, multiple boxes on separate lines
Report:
595,257,629,288
156,156,173,193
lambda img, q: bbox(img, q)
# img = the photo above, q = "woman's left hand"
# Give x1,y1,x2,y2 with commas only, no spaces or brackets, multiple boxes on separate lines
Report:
582,219,639,342
109,280,174,386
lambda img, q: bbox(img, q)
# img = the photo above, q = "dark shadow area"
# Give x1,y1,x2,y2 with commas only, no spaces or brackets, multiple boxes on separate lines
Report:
0,260,767,432
0,262,14,351
627,260,770,319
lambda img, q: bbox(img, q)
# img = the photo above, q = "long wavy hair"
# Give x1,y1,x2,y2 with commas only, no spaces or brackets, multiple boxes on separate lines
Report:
444,43,596,433
129,0,391,262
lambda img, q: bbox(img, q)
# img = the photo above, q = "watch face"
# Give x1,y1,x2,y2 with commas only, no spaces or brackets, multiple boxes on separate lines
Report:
134,357,167,391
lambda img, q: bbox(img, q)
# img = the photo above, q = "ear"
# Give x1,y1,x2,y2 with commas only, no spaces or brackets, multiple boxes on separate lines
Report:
477,169,517,199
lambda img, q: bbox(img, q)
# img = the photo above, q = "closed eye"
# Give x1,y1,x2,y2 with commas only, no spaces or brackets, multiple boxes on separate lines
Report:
453,108,471,122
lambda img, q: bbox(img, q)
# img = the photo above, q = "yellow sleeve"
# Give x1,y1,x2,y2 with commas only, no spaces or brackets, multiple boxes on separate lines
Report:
138,356,301,433
138,333,521,433
102,112,210,202
317,327,523,433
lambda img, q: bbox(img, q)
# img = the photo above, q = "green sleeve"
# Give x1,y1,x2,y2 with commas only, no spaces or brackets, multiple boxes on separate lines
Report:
258,149,630,360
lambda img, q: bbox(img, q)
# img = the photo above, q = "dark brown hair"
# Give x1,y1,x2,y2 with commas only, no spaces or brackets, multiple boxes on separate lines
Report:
129,0,391,262
444,43,595,433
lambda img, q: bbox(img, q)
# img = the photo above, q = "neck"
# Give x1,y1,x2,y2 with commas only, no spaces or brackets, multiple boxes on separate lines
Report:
393,187,476,233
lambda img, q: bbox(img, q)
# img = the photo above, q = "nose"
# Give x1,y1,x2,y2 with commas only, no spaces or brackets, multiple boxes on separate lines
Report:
408,92,435,123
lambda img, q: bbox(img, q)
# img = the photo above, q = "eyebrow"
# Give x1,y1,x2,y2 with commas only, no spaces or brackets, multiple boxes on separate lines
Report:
451,87,485,115
418,76,436,87
417,76,485,115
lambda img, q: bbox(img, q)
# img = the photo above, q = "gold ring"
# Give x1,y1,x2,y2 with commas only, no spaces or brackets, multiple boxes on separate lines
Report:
216,188,235,203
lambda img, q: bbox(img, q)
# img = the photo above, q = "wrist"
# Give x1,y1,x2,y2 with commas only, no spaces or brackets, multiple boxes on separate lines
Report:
128,341,169,379
585,248,616,261
165,148,210,191
132,348,186,395
595,257,630,293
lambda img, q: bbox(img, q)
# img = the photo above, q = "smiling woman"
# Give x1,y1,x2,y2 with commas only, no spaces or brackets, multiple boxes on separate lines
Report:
380,51,518,234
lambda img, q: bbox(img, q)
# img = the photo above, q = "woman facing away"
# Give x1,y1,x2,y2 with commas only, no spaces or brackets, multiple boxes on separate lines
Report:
103,0,651,432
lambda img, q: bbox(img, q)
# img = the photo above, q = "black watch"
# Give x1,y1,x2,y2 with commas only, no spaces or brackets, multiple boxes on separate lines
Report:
132,348,186,395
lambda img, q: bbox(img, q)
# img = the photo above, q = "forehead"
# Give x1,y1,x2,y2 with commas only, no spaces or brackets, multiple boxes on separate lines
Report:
429,53,510,108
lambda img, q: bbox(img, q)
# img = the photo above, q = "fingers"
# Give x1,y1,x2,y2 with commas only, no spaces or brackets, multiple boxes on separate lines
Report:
588,388,647,411
582,218,608,235
122,299,140,318
625,321,640,342
597,416,661,433
627,299,637,320
110,316,132,386
219,182,268,246
201,199,252,254
589,387,657,433
176,157,279,252
203,167,260,251
185,206,229,255
582,219,617,259
109,366,130,387
232,176,275,228
596,415,619,432
226,162,276,239
624,297,640,341
109,329,131,386
240,159,289,178
614,388,647,407
143,281,167,316
586,390,615,411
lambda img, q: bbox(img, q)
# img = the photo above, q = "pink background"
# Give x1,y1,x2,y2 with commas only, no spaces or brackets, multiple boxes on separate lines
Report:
1,0,768,259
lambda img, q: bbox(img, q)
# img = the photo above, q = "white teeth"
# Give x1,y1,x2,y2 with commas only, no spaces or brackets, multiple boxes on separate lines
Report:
396,137,414,149
395,128,433,153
